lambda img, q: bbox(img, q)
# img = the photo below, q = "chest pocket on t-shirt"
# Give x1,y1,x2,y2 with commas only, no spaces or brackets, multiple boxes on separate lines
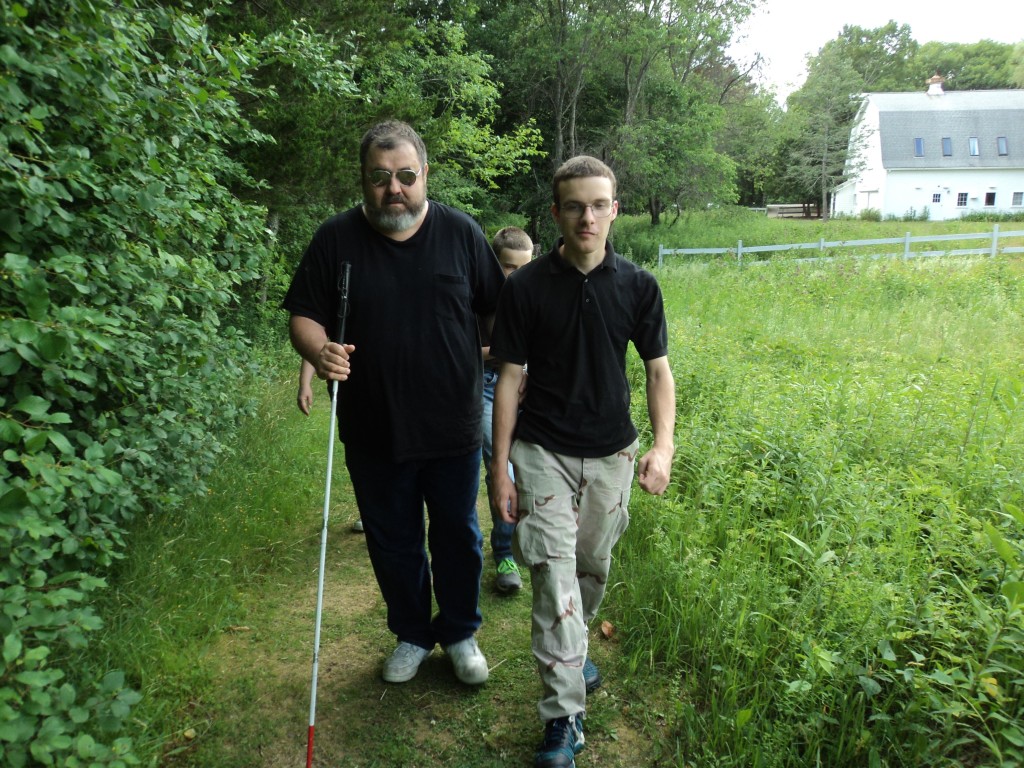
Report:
433,274,471,321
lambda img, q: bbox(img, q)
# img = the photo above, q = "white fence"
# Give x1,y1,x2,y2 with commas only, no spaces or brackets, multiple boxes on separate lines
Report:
657,225,1024,267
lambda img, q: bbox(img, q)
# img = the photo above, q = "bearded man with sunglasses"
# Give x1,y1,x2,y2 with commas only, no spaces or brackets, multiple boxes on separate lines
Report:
284,120,505,687
489,155,676,768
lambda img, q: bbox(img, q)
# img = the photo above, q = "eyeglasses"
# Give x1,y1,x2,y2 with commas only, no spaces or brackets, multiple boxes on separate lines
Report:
367,166,424,188
558,200,614,219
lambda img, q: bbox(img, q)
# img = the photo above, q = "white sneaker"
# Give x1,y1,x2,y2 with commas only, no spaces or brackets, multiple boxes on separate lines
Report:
382,642,431,683
445,637,489,685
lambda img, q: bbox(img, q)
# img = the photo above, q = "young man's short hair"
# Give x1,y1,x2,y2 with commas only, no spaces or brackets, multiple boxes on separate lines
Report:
552,155,617,205
491,226,533,254
360,120,428,171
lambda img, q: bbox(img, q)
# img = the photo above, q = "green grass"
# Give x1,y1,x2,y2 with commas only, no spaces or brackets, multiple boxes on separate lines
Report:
79,245,1024,767
612,206,1024,265
76,362,331,760
614,253,1024,767
79,363,650,767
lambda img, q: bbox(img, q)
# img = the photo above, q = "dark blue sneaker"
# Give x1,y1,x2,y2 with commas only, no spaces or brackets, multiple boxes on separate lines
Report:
534,714,585,768
583,657,602,694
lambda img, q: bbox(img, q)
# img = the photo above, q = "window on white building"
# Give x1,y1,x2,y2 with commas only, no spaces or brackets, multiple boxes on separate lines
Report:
998,137,1009,156
932,193,941,203
969,137,979,156
984,192,996,206
914,138,924,157
1013,192,1022,206
956,193,968,207
942,137,953,156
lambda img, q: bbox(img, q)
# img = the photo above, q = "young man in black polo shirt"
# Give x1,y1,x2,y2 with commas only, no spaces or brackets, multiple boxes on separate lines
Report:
284,121,505,687
488,155,676,768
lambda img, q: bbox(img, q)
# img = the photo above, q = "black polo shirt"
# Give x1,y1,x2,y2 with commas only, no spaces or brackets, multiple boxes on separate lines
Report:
489,240,668,458
282,202,505,462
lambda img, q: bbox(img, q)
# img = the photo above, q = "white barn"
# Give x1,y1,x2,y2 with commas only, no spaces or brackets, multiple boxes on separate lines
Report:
833,77,1024,221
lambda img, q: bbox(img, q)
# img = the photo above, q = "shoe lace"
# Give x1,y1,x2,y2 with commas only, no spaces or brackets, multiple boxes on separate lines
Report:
497,558,519,576
395,643,423,660
541,717,575,750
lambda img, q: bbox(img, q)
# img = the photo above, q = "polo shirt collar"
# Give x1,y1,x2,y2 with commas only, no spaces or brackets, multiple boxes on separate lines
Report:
548,239,619,274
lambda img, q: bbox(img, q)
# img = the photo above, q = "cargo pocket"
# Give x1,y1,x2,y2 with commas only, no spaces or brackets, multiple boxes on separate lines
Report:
515,491,577,567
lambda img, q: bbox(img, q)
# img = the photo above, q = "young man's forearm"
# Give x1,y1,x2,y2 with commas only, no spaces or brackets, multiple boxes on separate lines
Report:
637,356,675,495
645,356,676,453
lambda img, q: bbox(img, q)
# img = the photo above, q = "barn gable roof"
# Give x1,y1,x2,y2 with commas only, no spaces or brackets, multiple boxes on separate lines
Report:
864,90,1024,169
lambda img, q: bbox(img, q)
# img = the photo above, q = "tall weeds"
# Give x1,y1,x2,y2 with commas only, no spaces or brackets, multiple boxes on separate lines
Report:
616,255,1024,767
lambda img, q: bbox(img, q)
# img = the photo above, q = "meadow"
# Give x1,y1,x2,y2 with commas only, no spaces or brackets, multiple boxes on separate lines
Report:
614,249,1024,766
81,215,1023,767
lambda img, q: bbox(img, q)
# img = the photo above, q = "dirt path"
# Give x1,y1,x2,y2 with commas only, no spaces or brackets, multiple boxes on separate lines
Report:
179,485,654,767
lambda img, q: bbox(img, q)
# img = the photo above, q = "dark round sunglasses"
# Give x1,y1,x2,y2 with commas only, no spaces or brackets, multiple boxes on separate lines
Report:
367,166,423,188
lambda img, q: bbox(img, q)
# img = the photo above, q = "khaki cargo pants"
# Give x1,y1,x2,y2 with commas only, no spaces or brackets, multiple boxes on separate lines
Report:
510,438,638,721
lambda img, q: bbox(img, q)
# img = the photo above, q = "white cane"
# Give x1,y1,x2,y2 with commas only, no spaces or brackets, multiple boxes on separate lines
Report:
306,261,351,768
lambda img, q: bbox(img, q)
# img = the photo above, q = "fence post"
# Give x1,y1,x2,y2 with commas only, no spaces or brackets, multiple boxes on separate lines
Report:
737,239,743,266
991,224,999,258
658,244,665,268
904,232,911,259
819,237,825,252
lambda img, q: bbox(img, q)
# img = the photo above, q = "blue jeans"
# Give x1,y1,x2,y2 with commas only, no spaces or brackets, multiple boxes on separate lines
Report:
344,447,484,649
482,368,516,563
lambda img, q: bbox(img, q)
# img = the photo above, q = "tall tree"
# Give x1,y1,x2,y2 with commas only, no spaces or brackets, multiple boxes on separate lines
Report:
474,0,753,228
1013,43,1024,87
818,21,919,92
506,0,621,166
780,46,865,219
612,84,737,224
605,0,753,221
716,84,782,207
916,40,1017,91
610,0,755,122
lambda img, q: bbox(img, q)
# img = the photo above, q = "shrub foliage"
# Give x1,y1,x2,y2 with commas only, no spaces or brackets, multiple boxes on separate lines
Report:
0,0,288,763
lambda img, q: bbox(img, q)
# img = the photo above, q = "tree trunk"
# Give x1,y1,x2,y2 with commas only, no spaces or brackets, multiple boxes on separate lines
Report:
649,196,662,226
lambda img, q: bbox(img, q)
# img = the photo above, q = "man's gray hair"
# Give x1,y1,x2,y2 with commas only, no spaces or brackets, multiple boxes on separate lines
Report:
360,120,428,170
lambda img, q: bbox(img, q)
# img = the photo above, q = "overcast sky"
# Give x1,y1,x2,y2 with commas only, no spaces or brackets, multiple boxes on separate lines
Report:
728,0,1024,101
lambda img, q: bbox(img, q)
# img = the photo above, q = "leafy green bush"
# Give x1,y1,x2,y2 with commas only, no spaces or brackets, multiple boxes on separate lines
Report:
0,1,288,763
885,206,931,221
961,211,1024,223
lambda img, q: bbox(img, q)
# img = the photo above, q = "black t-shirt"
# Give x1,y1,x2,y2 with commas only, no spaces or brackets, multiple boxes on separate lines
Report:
489,240,668,458
282,202,505,462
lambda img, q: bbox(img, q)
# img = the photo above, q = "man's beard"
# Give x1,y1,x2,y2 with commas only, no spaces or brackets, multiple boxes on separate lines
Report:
363,194,426,233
